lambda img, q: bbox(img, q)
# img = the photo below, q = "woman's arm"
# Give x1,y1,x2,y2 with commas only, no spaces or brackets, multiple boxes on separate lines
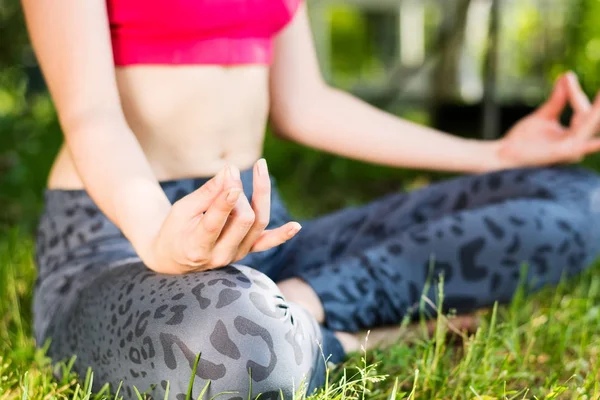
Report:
269,5,503,174
21,0,170,263
271,6,600,173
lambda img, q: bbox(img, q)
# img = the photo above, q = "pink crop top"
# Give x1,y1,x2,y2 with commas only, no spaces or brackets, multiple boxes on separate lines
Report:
107,0,301,66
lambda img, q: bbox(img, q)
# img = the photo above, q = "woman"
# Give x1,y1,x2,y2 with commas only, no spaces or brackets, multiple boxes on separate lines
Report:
22,0,600,397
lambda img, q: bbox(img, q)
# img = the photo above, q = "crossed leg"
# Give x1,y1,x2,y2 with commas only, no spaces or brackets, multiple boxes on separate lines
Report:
275,166,600,352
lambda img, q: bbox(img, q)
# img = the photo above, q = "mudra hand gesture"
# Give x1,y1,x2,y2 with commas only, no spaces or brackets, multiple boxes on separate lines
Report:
498,72,600,168
147,160,301,274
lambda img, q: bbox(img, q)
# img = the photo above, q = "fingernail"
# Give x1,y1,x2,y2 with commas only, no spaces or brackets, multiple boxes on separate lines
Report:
227,188,241,204
228,165,241,180
256,158,268,177
214,168,224,186
288,222,302,236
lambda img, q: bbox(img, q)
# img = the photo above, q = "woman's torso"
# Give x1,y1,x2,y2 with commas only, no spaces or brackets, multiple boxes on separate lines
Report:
48,65,272,189
46,0,303,189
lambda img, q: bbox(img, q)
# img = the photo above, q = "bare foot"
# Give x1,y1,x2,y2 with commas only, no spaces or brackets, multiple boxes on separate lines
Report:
276,278,482,354
335,314,482,354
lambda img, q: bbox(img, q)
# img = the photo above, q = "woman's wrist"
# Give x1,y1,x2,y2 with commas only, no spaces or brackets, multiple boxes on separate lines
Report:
131,210,171,268
475,139,509,173
113,184,172,267
440,138,507,174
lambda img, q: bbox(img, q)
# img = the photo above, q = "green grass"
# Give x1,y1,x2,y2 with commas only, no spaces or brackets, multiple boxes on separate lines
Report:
1,229,599,400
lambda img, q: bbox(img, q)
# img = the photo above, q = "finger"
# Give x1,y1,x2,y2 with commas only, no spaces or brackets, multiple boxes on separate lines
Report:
183,187,242,265
575,92,600,139
582,137,600,156
565,71,591,114
223,164,242,190
176,168,226,216
236,159,271,258
211,192,256,263
536,75,568,119
192,164,242,227
250,222,302,253
554,135,599,163
196,186,242,243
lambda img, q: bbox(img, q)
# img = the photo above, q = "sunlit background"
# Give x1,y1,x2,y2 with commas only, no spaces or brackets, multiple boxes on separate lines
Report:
2,2,600,398
2,0,600,231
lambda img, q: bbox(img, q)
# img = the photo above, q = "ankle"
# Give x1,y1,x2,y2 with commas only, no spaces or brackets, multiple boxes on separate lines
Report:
334,331,361,353
277,277,325,323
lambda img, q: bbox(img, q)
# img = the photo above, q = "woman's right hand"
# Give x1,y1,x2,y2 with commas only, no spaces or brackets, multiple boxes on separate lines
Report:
145,159,301,274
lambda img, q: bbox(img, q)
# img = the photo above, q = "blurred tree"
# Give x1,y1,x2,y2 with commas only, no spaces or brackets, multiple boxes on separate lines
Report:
482,0,500,139
432,0,473,103
327,6,375,85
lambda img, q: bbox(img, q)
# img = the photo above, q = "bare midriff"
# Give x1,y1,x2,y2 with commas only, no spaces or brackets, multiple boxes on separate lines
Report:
47,65,270,189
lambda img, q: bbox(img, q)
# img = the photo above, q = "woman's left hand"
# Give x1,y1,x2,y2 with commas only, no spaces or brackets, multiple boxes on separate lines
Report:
497,72,600,168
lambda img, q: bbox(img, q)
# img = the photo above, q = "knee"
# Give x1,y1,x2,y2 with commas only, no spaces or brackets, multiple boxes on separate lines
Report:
146,265,320,398
524,166,600,200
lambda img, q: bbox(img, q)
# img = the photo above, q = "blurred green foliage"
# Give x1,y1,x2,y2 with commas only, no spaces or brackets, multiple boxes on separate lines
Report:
0,0,28,67
3,0,600,233
563,0,600,93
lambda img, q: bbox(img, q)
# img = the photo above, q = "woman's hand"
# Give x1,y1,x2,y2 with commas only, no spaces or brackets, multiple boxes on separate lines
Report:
497,72,600,169
145,159,301,274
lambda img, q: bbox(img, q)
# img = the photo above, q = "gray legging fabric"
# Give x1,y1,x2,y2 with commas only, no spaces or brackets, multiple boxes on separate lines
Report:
50,262,324,399
35,172,337,399
34,166,600,399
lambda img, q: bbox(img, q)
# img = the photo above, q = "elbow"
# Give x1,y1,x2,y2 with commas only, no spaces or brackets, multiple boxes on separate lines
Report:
270,86,329,142
270,110,305,141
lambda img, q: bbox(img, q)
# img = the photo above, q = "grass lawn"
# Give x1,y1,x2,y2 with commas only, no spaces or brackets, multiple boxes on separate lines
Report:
1,229,599,400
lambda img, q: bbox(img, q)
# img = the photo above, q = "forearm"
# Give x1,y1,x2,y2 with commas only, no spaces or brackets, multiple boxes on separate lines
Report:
20,0,171,266
64,114,170,263
277,87,504,174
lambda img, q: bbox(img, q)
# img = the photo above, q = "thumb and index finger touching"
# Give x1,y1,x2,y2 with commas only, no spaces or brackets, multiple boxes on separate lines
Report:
536,72,591,119
536,73,569,119
566,73,600,140
564,72,591,115
535,72,600,141
541,72,600,158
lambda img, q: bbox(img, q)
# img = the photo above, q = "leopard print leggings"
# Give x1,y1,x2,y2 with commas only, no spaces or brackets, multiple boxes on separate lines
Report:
34,166,600,399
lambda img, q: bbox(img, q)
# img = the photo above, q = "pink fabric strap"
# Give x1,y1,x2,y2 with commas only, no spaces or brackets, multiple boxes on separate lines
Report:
107,0,301,66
